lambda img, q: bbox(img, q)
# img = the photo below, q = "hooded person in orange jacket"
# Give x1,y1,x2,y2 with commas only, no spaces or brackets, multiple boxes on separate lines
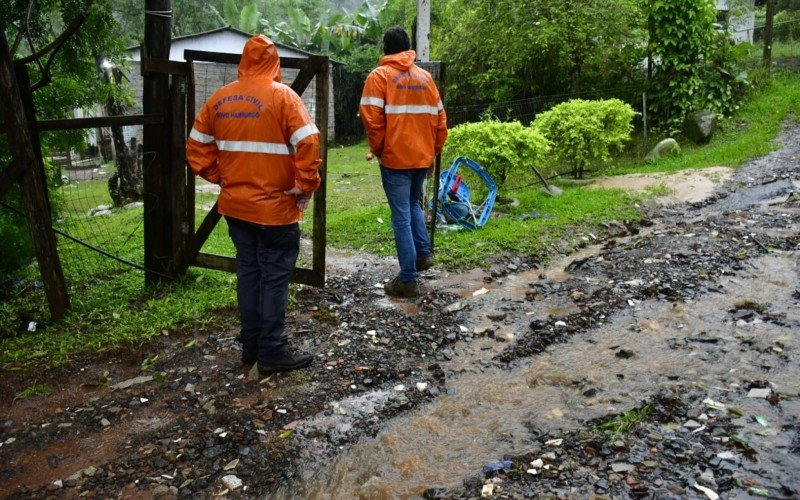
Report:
360,27,448,297
187,35,321,375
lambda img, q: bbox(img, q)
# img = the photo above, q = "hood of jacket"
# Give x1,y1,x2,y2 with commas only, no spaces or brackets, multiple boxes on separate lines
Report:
379,50,416,71
238,35,282,82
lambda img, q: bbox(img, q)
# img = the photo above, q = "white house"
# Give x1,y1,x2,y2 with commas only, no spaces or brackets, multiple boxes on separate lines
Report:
124,27,336,142
716,0,757,43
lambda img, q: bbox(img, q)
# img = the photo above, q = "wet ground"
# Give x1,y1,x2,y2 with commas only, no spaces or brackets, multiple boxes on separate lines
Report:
0,124,798,499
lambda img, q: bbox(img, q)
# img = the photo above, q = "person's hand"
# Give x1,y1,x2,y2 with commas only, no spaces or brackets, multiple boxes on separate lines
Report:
365,152,375,162
284,186,311,211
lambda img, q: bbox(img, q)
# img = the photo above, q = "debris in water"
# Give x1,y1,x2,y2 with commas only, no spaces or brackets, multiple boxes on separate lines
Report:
482,460,513,475
693,483,719,500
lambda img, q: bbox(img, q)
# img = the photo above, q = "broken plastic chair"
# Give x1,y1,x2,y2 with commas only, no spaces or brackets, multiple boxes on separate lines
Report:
436,157,497,230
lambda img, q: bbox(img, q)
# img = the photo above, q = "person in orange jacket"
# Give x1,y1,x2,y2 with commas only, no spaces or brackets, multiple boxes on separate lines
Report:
360,27,448,298
186,35,321,375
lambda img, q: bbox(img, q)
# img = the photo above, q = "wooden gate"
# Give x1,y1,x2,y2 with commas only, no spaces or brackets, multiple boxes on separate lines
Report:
146,48,330,287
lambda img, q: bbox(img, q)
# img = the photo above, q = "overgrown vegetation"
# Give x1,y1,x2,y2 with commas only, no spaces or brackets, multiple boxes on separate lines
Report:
533,98,637,178
443,121,550,186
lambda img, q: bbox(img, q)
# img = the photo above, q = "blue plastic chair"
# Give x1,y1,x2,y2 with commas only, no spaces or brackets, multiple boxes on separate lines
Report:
436,157,497,230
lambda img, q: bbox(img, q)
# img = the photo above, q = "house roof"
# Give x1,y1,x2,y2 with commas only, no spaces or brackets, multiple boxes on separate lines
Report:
126,26,341,63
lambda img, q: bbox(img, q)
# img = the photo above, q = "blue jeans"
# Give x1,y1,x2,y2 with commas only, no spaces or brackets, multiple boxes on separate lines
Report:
226,216,299,363
380,165,432,282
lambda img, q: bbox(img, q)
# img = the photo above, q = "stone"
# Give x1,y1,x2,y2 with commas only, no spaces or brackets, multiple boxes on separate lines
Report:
683,110,717,145
611,462,634,473
645,138,681,162
747,388,771,398
221,475,243,490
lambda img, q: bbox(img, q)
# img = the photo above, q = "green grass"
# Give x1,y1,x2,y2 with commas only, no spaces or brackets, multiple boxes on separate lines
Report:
2,71,799,371
597,405,653,436
13,381,52,401
605,73,800,175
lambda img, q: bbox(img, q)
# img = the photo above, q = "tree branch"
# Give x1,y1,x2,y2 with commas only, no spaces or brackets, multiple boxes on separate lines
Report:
9,0,35,55
18,6,90,65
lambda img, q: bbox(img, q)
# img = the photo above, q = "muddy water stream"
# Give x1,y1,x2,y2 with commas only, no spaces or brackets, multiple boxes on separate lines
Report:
275,251,799,499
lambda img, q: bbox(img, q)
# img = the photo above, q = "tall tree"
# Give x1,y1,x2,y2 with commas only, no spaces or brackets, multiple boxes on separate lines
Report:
434,0,646,105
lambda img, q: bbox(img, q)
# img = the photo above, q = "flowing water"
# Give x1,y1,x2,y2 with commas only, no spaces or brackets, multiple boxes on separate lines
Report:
273,251,800,499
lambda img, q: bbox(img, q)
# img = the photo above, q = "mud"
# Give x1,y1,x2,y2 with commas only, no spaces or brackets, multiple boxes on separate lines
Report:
0,124,798,498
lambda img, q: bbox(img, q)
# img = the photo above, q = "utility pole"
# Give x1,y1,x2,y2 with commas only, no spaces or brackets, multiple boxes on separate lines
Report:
763,0,776,70
416,0,430,62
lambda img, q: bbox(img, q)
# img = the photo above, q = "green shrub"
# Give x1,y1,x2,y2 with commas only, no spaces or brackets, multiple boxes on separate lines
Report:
442,120,550,187
533,98,637,179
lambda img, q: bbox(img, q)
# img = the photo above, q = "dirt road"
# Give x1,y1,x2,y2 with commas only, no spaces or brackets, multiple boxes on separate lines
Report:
1,125,798,499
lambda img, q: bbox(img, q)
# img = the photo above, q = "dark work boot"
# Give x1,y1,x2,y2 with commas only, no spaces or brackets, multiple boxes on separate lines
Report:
416,254,435,271
383,276,421,298
240,340,258,365
257,348,313,376
241,347,257,366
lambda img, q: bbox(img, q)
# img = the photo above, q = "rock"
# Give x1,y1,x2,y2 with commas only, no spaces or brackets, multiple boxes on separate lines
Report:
221,475,243,490
445,302,464,313
611,462,634,473
683,110,716,145
698,470,717,488
184,383,195,393
747,388,771,398
486,311,507,321
645,138,681,162
694,483,719,500
615,349,634,359
110,375,154,390
684,419,702,429
100,418,111,427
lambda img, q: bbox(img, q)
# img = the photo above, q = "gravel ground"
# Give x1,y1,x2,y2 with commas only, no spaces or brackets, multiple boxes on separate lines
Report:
0,125,798,498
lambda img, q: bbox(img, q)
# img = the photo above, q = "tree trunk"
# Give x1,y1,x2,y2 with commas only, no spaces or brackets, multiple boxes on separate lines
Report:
98,59,142,206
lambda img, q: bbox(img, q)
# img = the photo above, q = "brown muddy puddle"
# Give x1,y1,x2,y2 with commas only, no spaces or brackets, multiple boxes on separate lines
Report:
276,251,799,499
592,166,732,204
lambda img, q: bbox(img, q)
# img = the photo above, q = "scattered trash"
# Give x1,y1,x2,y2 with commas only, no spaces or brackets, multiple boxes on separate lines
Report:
755,415,771,427
472,288,489,297
544,438,563,446
481,483,494,498
27,321,36,332
748,487,769,497
436,157,497,230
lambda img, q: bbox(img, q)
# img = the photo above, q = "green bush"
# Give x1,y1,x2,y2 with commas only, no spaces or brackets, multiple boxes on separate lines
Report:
442,120,550,187
533,98,637,178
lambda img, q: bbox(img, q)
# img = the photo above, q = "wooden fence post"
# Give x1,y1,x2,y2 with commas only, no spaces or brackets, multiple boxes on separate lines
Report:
143,0,174,285
0,29,69,319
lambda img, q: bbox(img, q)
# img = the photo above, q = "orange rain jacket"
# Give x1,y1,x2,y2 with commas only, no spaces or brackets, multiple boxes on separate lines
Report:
186,35,321,226
359,50,448,169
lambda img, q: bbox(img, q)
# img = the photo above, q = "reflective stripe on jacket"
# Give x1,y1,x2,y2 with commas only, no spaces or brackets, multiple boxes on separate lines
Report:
359,50,448,169
186,35,321,226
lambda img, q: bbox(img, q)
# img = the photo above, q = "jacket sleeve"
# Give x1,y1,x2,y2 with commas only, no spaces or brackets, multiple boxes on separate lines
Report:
359,71,386,157
186,103,221,184
283,90,321,194
434,90,448,156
